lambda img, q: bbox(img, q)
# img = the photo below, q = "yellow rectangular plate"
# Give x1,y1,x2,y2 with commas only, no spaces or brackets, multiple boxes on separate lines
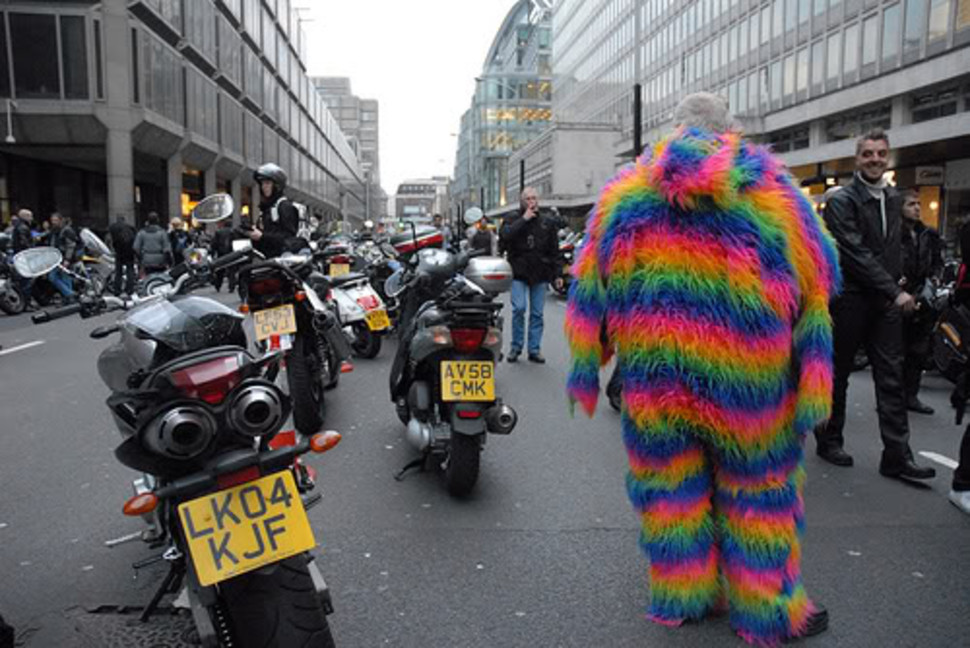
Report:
329,263,350,277
440,361,495,402
364,309,390,331
253,304,297,341
178,471,315,587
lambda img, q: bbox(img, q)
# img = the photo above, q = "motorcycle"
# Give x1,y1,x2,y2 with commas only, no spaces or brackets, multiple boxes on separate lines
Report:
239,246,353,436
313,242,389,359
551,230,580,297
387,222,518,496
29,194,339,647
0,232,27,314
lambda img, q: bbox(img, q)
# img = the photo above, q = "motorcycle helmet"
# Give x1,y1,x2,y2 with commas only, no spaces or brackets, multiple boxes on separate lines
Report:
253,163,288,192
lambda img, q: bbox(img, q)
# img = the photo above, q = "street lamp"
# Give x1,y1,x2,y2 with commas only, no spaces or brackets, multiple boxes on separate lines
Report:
5,99,17,144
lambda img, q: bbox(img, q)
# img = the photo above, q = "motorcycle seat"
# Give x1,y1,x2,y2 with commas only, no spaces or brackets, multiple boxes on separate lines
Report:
328,272,368,287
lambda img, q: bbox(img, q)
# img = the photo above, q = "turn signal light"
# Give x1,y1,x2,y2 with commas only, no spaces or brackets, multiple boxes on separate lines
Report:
123,492,159,516
340,361,354,373
239,304,250,314
295,291,307,302
310,430,342,453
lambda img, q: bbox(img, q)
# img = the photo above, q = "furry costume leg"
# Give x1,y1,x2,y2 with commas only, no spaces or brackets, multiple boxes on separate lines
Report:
623,416,721,624
713,433,815,647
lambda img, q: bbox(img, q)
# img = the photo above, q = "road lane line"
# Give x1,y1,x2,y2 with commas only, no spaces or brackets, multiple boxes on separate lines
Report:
0,340,45,356
918,451,959,470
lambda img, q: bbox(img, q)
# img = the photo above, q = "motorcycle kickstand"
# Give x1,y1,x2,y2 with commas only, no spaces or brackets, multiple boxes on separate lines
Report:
393,457,426,482
140,561,185,623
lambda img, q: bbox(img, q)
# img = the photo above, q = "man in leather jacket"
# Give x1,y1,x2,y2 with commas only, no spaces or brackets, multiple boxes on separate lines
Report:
249,163,305,258
899,188,943,415
816,129,935,481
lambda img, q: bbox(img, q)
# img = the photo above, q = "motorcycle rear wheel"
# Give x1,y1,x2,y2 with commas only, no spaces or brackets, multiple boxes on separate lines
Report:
220,555,335,648
287,334,326,435
351,322,382,359
445,433,482,497
0,286,25,315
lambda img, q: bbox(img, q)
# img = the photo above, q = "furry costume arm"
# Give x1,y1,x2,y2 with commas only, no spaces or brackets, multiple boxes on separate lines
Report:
784,176,842,435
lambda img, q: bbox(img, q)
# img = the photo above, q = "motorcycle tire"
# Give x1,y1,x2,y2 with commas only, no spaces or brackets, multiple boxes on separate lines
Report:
445,433,482,497
220,555,336,648
287,334,326,435
351,322,381,359
0,286,25,315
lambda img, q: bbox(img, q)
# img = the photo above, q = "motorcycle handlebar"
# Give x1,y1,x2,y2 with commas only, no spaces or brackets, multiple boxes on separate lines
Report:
32,302,82,324
211,248,253,271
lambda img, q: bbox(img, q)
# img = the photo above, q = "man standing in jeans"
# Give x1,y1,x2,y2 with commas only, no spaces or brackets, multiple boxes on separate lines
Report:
500,187,558,363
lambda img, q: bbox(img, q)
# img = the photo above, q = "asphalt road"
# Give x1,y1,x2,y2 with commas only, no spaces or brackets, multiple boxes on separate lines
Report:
0,289,968,647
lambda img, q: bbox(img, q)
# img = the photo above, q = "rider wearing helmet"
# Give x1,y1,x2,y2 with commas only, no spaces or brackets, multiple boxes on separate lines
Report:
249,163,305,257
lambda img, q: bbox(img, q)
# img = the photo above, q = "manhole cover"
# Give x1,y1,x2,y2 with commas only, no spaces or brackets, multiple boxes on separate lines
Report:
70,606,198,648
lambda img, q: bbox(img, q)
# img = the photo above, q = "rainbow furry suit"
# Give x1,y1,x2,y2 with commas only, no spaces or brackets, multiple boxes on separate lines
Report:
565,127,841,647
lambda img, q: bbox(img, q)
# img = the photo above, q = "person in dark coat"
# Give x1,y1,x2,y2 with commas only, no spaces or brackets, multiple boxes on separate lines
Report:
46,213,77,302
10,209,34,307
815,128,935,482
899,188,943,414
108,216,137,295
133,211,173,273
249,163,306,258
499,187,559,363
949,218,970,515
211,220,236,292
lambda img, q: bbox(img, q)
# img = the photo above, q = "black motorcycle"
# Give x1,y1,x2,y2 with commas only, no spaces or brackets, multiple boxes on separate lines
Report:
388,242,517,495
29,195,339,647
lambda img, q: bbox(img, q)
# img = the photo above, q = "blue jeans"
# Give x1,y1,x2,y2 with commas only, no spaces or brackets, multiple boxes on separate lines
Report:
510,280,546,355
48,267,74,299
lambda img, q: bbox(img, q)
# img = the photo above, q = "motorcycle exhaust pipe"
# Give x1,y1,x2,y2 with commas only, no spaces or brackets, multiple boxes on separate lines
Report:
485,403,517,435
406,418,433,451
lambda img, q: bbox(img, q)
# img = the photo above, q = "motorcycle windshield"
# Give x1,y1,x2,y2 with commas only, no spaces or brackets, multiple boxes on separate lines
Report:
122,296,244,352
81,228,112,257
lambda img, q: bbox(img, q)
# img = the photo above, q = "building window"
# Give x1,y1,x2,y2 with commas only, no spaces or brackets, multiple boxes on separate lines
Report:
761,6,772,43
862,14,879,69
770,127,809,152
786,0,798,31
811,40,824,90
904,0,927,53
796,47,809,93
129,26,138,103
825,102,890,140
773,0,784,38
93,18,103,99
843,23,859,79
883,3,901,64
10,13,60,99
911,85,959,122
783,53,795,99
826,31,841,83
929,0,951,41
770,59,782,104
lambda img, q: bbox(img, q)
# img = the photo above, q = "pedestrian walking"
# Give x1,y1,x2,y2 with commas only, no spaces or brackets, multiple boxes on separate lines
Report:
133,212,173,274
899,188,943,415
168,217,190,263
465,208,495,255
814,129,936,481
565,92,835,645
10,209,34,308
46,213,77,302
499,186,558,363
211,219,235,292
107,216,137,296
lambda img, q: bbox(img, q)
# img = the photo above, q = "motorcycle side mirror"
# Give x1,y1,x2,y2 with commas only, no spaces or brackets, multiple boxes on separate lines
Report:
90,324,120,339
191,193,234,223
463,207,484,226
13,247,63,278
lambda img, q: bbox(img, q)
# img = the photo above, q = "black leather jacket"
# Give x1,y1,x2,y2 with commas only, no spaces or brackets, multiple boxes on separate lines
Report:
900,221,942,294
256,193,304,258
823,175,903,302
499,210,559,285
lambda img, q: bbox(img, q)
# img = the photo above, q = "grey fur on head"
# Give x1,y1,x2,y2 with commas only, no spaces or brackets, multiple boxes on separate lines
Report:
673,92,737,133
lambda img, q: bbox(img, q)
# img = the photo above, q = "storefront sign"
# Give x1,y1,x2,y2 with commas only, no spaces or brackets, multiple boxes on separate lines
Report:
915,166,945,185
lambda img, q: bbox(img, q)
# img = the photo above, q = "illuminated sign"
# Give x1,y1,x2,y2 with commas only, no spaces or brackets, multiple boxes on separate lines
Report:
529,0,553,25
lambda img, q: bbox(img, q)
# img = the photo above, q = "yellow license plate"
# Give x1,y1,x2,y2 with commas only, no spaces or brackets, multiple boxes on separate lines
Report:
440,361,495,402
253,304,297,341
329,263,350,277
364,309,390,331
178,471,316,587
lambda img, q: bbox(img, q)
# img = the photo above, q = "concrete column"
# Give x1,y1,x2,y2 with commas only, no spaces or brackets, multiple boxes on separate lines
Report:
251,183,261,220
167,149,183,223
809,119,825,148
230,176,242,228
101,0,135,225
891,96,908,129
204,165,217,197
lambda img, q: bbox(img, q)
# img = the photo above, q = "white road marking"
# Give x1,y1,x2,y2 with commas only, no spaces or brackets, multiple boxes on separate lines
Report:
918,451,959,470
0,340,45,356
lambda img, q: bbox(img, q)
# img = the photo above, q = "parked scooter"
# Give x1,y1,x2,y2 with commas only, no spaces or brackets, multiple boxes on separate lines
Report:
0,232,26,314
387,221,517,496
29,194,339,648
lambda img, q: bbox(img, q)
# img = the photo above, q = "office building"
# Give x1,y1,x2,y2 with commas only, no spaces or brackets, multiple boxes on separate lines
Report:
549,0,970,243
311,76,387,221
452,0,553,216
0,0,366,231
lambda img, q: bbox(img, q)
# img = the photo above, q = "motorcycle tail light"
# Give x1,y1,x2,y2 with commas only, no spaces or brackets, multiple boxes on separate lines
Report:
484,327,502,347
450,328,486,353
356,294,379,310
217,466,261,490
171,355,243,405
249,277,283,296
330,254,351,264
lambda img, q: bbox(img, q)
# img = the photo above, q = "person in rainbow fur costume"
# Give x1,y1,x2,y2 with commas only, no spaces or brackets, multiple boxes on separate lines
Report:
565,94,840,646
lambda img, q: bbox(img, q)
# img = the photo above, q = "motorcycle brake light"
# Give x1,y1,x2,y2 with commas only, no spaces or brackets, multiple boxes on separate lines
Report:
450,328,486,353
456,410,482,419
216,465,261,490
356,294,379,310
170,355,242,405
249,278,282,296
330,254,351,264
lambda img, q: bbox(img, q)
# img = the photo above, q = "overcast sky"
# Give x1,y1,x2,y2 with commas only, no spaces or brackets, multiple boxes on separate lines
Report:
304,1,516,199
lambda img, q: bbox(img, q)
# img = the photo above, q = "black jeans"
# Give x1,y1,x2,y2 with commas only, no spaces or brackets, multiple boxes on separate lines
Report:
955,426,970,491
903,310,935,401
113,257,136,295
816,292,912,462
